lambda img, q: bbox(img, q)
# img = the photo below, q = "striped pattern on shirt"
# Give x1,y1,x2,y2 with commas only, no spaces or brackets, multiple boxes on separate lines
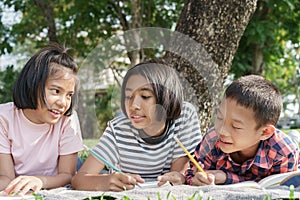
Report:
93,101,202,179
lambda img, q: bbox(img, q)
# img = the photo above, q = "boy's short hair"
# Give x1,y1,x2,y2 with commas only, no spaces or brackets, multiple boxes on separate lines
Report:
225,75,282,129
121,62,183,121
13,43,78,116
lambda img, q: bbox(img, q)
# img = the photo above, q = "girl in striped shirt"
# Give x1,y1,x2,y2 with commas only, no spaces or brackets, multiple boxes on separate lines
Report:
72,62,202,191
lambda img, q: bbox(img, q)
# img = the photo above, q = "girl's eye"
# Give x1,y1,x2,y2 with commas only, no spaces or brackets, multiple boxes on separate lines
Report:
142,95,151,99
51,89,59,94
125,96,132,100
67,93,73,98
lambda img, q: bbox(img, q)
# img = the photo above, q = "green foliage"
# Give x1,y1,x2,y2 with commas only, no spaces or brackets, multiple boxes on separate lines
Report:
0,0,185,135
80,139,99,162
0,0,184,59
230,0,300,78
1,0,300,134
0,65,19,103
95,85,120,134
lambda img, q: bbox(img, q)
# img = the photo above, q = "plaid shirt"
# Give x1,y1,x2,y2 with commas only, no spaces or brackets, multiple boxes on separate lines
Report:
185,128,299,185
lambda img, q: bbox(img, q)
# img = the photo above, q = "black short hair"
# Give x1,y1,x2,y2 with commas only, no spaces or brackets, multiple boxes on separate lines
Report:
225,75,282,129
13,43,78,116
121,62,183,120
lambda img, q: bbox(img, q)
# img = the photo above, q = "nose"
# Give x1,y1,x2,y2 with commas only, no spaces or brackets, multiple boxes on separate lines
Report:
131,96,141,109
217,126,231,137
57,95,67,107
215,121,230,137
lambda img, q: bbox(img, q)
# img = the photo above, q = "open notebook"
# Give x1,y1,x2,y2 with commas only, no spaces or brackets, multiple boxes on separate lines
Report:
135,181,172,189
0,194,35,200
220,170,300,189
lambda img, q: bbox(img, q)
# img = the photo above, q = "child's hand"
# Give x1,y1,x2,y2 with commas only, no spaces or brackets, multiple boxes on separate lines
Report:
3,176,42,196
204,170,227,184
157,171,185,186
107,172,144,191
191,172,215,186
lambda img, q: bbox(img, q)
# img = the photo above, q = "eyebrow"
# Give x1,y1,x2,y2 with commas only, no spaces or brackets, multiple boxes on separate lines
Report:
232,118,244,124
125,86,153,92
217,108,244,125
48,84,74,93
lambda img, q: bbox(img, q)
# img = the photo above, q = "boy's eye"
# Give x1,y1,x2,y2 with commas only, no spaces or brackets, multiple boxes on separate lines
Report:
216,113,223,120
232,125,242,130
216,115,223,120
125,95,132,99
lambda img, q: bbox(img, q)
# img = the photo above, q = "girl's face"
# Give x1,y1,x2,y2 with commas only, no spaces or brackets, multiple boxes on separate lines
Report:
125,74,166,136
24,68,76,124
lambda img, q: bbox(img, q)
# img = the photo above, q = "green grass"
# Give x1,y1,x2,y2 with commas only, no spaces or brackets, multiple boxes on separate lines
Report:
83,138,99,148
79,139,99,162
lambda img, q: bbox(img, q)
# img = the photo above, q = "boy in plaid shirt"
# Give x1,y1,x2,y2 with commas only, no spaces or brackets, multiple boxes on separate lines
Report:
185,75,299,185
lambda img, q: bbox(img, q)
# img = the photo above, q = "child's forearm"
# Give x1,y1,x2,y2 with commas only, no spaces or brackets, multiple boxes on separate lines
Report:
0,175,13,191
36,173,73,189
71,173,113,191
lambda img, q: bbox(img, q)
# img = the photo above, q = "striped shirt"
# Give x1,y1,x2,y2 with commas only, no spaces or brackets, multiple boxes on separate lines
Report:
185,128,299,184
93,102,202,180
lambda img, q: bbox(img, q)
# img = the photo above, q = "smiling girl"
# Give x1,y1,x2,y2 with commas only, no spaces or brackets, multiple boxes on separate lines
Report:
71,62,202,191
0,43,83,195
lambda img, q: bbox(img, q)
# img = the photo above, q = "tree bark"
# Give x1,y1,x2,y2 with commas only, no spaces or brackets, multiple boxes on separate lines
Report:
34,0,57,42
163,0,258,133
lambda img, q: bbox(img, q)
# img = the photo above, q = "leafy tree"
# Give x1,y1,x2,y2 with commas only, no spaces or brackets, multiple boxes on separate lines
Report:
9,1,300,135
0,0,184,59
230,0,300,77
266,42,300,115
161,0,257,132
0,0,185,137
0,0,257,136
0,65,19,103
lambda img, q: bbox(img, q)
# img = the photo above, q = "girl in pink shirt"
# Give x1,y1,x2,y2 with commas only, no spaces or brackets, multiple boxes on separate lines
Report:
0,43,83,196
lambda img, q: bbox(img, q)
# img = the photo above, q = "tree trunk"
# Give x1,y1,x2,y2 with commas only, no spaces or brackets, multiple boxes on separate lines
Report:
163,0,258,133
34,0,57,42
252,44,264,74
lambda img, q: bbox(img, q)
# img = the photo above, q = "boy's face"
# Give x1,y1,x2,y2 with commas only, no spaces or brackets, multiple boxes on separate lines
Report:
214,98,266,159
24,68,76,124
125,74,166,137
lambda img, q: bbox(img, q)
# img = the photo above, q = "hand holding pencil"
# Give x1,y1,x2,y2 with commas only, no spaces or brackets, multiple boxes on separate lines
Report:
174,136,207,176
83,145,142,188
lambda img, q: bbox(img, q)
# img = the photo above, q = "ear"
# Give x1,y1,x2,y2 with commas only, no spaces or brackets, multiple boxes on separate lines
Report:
260,124,275,140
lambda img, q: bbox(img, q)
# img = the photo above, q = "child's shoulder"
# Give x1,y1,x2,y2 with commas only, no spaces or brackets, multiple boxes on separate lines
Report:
0,102,17,118
180,101,198,117
110,114,132,128
269,128,296,145
266,128,298,155
182,101,196,111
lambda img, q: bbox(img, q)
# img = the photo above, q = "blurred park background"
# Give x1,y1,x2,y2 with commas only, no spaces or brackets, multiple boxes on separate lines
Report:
0,0,299,143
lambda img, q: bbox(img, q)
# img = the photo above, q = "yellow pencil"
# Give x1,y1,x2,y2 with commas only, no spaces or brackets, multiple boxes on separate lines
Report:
174,136,207,175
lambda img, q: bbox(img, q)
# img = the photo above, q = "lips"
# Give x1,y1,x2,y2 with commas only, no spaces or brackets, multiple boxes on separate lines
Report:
218,138,232,145
130,113,146,123
49,109,63,118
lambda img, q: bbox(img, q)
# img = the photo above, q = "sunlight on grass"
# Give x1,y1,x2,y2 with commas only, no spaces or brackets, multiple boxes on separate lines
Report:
83,139,99,148
79,139,99,162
